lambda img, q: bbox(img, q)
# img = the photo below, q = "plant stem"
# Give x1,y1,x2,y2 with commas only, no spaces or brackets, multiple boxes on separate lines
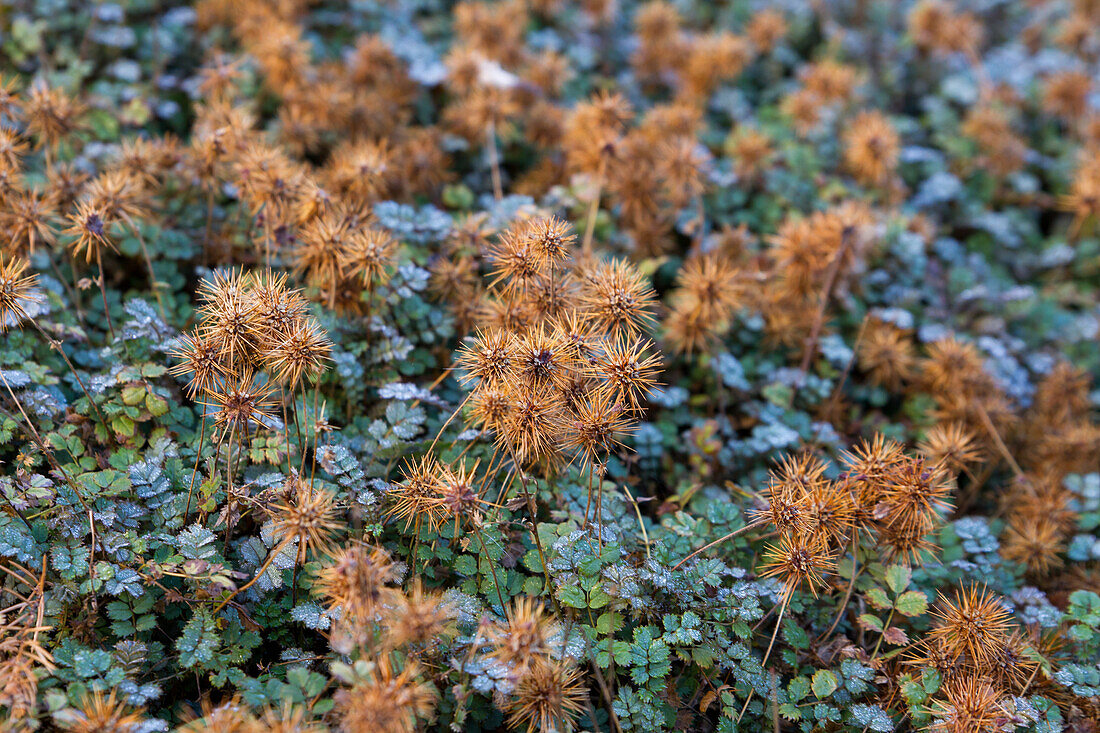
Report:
762,599,787,668
120,213,167,321
797,229,852,388
185,412,207,520
870,607,894,660
214,538,290,614
621,483,651,561
50,254,85,327
486,120,503,201
223,428,235,553
95,248,116,340
584,461,594,526
427,392,473,456
27,320,109,433
408,514,422,577
471,522,507,612
506,447,555,608
976,401,1024,479
0,368,100,602
280,388,294,477
581,156,606,256
672,519,766,570
292,392,306,470
203,189,214,267
737,600,788,725
820,530,860,641
308,383,321,488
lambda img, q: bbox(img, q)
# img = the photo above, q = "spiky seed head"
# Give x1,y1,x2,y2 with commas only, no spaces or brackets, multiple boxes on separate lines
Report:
759,534,834,600
64,200,115,262
206,370,276,435
339,227,396,287
314,543,402,628
54,689,144,733
928,586,1013,670
333,658,437,733
271,478,340,559
506,659,588,733
591,337,662,412
482,597,561,673
264,318,332,388
383,579,457,652
579,258,657,338
388,455,447,533
456,328,514,389
169,331,226,398
0,257,40,331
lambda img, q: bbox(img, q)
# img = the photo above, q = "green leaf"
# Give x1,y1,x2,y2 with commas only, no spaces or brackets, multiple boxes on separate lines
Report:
105,601,132,622
522,549,543,573
146,393,169,417
596,612,623,634
452,555,477,576
865,587,892,610
577,555,602,577
121,385,146,406
177,608,219,669
522,576,543,596
858,613,884,632
558,585,587,608
690,646,715,668
812,669,838,698
86,108,120,140
782,619,810,649
788,676,810,702
112,415,136,438
894,590,929,617
885,565,911,596
588,587,612,609
762,382,793,406
899,674,927,705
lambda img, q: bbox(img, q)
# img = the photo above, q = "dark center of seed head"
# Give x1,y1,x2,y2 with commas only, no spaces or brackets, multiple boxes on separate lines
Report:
86,213,105,237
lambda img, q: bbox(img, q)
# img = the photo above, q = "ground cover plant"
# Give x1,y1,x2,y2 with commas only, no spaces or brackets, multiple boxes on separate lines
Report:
0,0,1098,730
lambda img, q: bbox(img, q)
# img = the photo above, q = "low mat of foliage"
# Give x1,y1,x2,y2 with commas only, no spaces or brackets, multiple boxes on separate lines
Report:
0,0,1099,731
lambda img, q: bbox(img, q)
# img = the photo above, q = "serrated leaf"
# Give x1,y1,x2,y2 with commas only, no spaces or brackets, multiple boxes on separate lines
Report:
894,590,929,617
558,585,587,608
899,675,927,704
884,564,911,595
921,668,942,694
146,393,169,417
522,549,543,573
882,626,909,646
782,618,810,649
811,669,838,698
105,601,132,622
113,415,136,437
788,676,810,702
865,587,892,610
121,385,146,406
596,612,623,634
588,587,612,609
176,608,219,669
452,555,476,576
857,613,883,633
